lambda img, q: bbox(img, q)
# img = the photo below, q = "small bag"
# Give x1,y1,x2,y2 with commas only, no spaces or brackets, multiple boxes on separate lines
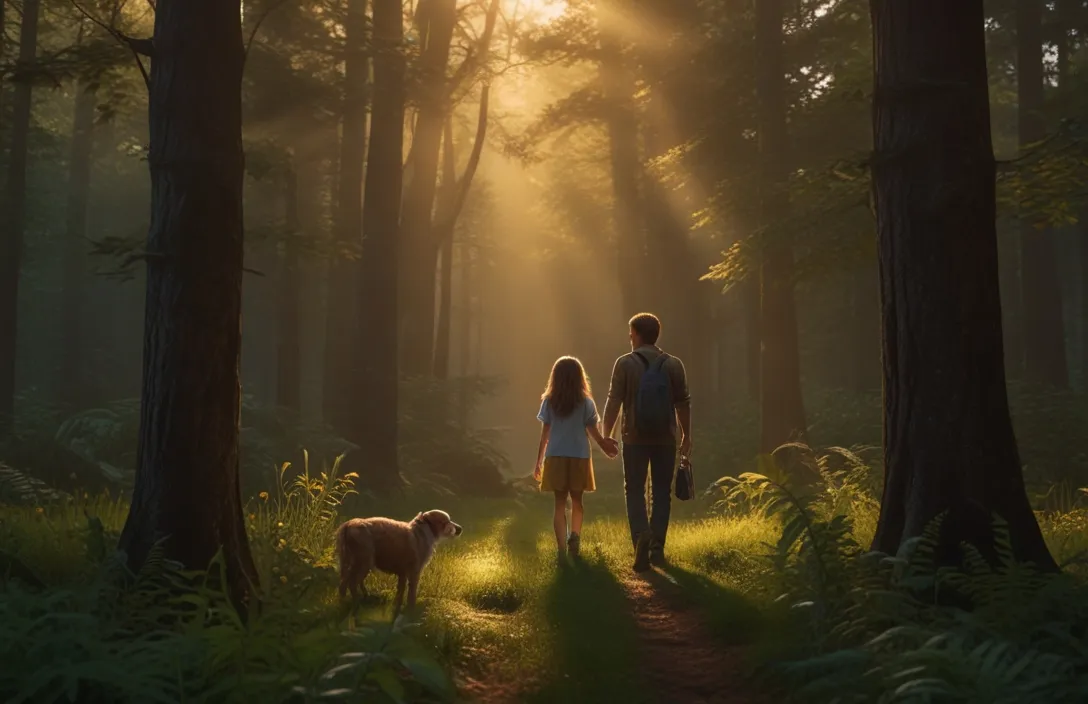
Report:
675,455,695,501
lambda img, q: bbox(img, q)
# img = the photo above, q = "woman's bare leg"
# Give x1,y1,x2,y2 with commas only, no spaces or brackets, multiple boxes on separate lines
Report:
553,491,569,553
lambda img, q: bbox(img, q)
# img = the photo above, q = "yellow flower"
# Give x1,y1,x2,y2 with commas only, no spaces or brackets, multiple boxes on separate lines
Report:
276,522,284,529
35,507,44,514
259,491,269,501
248,513,256,522
279,575,287,584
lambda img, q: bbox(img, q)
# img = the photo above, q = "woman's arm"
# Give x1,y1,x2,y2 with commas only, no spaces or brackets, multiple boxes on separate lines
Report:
534,423,551,479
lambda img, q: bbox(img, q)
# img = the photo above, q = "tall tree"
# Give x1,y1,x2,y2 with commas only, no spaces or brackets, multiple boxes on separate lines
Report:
323,0,368,433
1017,0,1069,388
868,0,1056,569
755,0,806,452
118,0,260,608
347,0,405,492
598,2,647,317
0,0,40,435
400,0,457,377
432,87,489,379
277,156,302,411
61,25,100,407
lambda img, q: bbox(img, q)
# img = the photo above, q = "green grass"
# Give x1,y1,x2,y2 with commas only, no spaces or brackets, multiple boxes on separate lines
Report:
7,451,1088,703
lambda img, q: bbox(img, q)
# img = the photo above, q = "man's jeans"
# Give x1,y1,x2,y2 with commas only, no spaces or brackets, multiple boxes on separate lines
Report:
622,443,677,549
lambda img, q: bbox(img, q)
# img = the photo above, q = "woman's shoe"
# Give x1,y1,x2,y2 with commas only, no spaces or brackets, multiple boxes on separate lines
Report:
567,532,581,559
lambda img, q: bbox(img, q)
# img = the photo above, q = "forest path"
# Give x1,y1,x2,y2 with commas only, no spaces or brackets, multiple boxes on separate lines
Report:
620,567,759,704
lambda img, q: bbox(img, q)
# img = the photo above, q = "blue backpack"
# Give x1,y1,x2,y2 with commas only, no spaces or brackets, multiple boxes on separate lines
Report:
633,351,673,436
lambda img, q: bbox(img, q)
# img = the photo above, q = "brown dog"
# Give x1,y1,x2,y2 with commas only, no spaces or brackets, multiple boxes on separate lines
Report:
335,510,463,613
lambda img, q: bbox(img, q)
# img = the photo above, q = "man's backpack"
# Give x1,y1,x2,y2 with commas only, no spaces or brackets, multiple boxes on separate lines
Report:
633,351,673,437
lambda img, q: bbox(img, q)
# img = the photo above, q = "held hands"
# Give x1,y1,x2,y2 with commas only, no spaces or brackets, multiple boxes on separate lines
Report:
533,463,543,482
599,436,620,459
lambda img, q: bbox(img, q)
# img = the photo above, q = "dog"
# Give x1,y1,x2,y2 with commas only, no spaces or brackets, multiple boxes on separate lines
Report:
335,509,463,614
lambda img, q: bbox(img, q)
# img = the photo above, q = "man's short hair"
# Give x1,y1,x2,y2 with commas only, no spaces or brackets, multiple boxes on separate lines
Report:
629,313,661,346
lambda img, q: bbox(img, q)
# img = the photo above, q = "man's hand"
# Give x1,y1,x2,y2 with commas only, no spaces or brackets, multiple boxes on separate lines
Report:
679,435,692,459
601,437,619,459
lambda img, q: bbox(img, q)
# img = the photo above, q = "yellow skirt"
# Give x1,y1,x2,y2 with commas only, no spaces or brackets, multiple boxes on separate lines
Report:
540,456,596,493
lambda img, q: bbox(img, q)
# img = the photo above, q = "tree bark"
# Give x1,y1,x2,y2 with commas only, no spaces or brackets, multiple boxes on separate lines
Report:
118,0,260,610
1018,0,1069,388
433,119,456,380
0,0,40,435
400,0,457,377
277,159,302,412
756,0,807,453
347,0,405,493
323,0,368,434
61,74,98,408
599,8,647,317
868,0,1056,570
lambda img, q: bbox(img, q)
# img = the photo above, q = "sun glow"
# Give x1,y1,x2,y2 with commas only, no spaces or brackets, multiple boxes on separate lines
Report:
509,0,567,24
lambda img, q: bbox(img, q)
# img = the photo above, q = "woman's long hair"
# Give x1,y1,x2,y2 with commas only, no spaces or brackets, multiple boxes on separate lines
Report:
542,356,592,418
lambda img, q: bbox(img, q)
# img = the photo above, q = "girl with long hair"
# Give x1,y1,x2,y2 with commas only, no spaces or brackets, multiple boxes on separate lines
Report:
534,356,618,563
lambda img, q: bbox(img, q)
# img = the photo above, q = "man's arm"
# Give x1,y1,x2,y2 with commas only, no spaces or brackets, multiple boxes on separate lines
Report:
601,357,625,439
672,358,692,455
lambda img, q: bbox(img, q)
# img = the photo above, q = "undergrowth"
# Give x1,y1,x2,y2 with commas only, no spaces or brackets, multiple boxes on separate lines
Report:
711,443,1088,704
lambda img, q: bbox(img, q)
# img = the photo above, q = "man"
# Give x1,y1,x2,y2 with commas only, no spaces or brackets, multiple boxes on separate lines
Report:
602,312,692,572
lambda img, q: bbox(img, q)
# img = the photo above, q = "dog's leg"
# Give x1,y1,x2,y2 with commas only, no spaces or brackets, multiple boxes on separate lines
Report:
392,575,407,617
406,572,420,609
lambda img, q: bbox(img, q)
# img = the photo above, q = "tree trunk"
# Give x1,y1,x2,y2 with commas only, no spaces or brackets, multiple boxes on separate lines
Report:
60,74,98,408
277,160,302,412
118,0,260,610
348,0,405,493
599,9,646,317
868,0,1056,570
0,0,39,435
433,119,456,380
323,0,368,433
756,0,806,453
400,0,457,377
1018,0,1069,388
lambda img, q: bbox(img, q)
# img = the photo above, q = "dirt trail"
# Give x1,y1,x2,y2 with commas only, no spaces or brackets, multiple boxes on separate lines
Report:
621,571,757,704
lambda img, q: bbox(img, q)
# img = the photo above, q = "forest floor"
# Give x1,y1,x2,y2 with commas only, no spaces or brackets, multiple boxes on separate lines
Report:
352,489,775,704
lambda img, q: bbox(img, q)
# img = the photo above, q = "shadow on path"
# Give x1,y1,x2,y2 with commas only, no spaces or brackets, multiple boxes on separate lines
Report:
619,563,765,704
527,554,653,704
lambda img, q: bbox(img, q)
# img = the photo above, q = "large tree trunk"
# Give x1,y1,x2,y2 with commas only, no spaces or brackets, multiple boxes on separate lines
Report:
323,0,368,433
118,0,260,610
277,160,302,412
347,0,405,493
60,74,98,408
868,0,1056,570
1018,0,1069,388
599,5,647,317
0,0,39,435
756,0,807,453
400,0,457,377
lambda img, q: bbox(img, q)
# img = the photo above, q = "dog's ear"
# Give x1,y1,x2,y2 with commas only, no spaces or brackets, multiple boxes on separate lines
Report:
413,512,423,522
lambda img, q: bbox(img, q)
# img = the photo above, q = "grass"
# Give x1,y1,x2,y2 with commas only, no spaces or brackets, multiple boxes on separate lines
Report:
6,446,1088,702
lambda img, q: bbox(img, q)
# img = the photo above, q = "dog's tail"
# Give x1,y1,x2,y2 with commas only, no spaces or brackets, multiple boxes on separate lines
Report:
335,521,354,575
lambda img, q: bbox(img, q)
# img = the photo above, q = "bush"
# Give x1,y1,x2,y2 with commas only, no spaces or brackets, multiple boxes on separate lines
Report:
0,462,457,703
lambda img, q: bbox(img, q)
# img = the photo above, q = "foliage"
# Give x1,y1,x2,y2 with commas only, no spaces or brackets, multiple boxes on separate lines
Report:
710,442,1088,704
0,464,455,704
1,380,513,501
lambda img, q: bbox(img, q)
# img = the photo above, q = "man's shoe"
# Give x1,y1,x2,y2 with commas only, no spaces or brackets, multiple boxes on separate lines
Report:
567,532,581,559
649,543,666,567
633,532,652,572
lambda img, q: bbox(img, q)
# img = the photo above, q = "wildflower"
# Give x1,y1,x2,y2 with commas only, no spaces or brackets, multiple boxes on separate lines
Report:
276,522,284,529
35,507,44,514
259,491,269,501
279,575,287,585
248,513,256,522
